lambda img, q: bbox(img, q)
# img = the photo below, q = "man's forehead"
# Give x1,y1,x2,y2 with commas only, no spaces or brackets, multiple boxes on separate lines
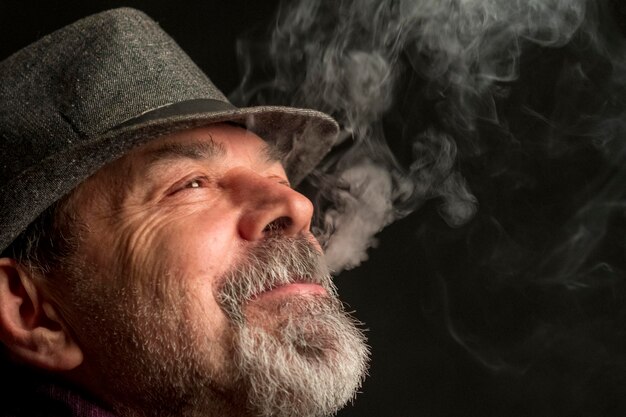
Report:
142,138,226,169
134,124,288,167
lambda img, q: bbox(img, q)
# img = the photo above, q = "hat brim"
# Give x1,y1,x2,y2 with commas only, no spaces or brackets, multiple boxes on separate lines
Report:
0,102,339,252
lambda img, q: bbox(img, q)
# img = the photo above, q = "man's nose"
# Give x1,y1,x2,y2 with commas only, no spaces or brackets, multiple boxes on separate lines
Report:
221,169,315,241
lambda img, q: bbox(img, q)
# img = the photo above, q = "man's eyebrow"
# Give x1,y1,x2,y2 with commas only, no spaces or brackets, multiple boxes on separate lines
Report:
145,138,226,167
261,141,288,164
142,136,288,175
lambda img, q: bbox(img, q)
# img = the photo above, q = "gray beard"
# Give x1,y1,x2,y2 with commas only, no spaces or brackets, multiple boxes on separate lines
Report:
234,296,369,417
66,236,369,417
218,236,370,417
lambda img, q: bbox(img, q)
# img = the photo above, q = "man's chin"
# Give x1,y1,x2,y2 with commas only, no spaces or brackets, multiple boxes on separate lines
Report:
239,291,354,354
233,295,369,417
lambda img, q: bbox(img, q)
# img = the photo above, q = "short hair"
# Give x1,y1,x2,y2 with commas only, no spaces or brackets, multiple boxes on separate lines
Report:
1,195,79,277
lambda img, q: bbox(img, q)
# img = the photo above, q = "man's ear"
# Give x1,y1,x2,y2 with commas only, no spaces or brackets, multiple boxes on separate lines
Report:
0,257,83,371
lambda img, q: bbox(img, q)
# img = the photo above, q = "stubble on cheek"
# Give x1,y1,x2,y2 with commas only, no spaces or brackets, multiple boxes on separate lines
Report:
181,284,240,382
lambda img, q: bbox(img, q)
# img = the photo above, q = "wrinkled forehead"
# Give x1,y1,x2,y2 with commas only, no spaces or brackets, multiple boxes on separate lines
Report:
132,123,288,165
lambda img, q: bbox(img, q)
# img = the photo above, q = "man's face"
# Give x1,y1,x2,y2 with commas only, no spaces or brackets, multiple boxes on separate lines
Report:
56,124,368,417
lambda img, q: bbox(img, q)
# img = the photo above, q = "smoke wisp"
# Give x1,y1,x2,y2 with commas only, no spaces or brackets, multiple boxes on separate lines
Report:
231,0,591,273
231,0,626,389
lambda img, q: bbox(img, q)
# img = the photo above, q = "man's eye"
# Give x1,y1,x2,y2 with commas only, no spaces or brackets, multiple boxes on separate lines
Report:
186,178,203,189
170,176,210,194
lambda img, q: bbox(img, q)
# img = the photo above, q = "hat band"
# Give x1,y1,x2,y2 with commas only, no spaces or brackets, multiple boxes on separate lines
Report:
116,98,237,129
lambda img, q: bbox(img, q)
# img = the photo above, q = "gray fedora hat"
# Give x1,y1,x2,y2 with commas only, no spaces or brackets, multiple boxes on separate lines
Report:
0,8,339,254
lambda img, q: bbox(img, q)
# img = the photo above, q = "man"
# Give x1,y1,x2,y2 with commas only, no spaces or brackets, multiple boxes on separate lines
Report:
0,8,369,417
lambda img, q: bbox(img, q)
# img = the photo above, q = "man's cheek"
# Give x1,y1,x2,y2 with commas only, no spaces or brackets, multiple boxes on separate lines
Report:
169,219,239,275
104,214,176,293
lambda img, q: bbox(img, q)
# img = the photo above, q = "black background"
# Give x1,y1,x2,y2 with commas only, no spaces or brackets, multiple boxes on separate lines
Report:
2,2,626,417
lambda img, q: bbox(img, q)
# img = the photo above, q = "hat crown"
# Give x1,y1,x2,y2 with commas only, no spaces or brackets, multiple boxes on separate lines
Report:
0,8,339,255
0,8,225,181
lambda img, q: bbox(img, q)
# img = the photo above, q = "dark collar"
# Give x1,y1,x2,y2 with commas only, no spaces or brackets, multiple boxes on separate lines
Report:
0,361,116,417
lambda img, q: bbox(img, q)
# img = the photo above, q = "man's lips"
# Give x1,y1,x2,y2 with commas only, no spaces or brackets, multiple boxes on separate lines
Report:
252,282,327,301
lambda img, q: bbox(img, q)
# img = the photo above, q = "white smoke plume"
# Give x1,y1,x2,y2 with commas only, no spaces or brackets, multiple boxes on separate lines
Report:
231,1,626,382
231,0,587,272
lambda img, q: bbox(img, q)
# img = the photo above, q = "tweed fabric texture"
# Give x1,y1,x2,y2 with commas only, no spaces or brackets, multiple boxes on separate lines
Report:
0,8,339,254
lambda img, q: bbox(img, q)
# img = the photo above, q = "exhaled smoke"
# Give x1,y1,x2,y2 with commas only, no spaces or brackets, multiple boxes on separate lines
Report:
231,0,587,272
231,0,626,378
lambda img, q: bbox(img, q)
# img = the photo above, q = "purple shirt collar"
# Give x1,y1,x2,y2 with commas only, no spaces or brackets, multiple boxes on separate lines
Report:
43,383,117,417
0,361,117,417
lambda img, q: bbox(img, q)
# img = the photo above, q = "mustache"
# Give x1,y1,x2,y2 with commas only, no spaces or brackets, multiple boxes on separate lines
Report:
216,236,337,322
